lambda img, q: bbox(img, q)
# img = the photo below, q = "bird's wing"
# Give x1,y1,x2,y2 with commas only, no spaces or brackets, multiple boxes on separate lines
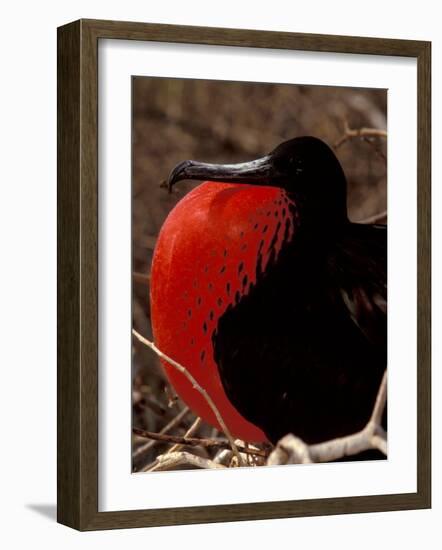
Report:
327,223,387,350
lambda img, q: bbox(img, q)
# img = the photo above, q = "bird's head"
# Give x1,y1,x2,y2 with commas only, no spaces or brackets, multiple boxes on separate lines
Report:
168,136,348,224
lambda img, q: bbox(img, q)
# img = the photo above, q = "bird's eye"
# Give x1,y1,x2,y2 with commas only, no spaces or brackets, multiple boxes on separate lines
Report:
290,157,304,174
274,155,304,175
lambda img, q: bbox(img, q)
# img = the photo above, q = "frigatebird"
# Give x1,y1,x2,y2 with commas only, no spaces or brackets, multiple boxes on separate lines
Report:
150,136,387,446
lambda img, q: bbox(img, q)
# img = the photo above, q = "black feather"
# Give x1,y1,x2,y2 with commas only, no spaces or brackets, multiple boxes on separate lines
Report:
212,220,387,446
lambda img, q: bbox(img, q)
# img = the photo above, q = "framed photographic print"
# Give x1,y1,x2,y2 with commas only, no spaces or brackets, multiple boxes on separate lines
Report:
57,19,431,530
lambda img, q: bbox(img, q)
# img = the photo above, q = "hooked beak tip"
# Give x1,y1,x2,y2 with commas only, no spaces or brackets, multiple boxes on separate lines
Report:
167,160,193,193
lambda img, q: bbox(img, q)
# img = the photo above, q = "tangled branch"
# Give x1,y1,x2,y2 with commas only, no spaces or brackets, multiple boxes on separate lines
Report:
334,123,388,225
133,405,189,465
167,416,202,454
133,427,268,458
132,329,244,466
334,122,387,166
147,451,227,472
133,330,387,471
334,122,387,150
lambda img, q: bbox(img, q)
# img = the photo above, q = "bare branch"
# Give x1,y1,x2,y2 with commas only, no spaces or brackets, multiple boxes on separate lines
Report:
268,369,387,465
334,122,387,149
133,427,268,458
133,271,150,286
132,329,244,466
132,406,189,463
361,136,387,163
213,449,234,466
147,451,227,472
308,422,386,463
357,210,387,225
132,340,386,469
133,391,166,417
267,435,312,465
371,430,388,455
369,370,387,426
335,122,387,222
167,416,202,454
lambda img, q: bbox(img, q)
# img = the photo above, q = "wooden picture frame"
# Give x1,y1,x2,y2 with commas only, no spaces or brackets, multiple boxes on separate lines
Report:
57,18,431,531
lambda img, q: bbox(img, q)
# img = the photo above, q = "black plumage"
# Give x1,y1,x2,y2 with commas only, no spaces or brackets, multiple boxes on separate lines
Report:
169,136,387,446
213,219,386,444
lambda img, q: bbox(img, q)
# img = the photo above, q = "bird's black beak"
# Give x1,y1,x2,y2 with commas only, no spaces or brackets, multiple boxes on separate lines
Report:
168,156,278,192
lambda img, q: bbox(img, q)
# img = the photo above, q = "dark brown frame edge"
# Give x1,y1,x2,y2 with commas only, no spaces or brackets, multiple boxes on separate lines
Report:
57,18,431,531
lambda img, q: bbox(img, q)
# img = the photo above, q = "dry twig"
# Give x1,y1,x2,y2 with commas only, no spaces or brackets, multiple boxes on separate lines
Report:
133,329,387,469
267,435,313,465
133,427,268,458
334,122,387,150
132,329,244,466
357,210,387,225
335,123,387,225
132,405,189,464
147,451,227,472
213,449,234,466
360,136,387,163
133,271,150,286
167,416,202,454
132,392,167,417
334,122,387,163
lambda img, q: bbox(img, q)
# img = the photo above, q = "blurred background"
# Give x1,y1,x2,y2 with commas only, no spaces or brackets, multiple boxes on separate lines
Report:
132,77,387,471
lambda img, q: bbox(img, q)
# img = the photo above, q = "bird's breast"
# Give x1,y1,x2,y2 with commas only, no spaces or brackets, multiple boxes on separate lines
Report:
150,182,299,442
